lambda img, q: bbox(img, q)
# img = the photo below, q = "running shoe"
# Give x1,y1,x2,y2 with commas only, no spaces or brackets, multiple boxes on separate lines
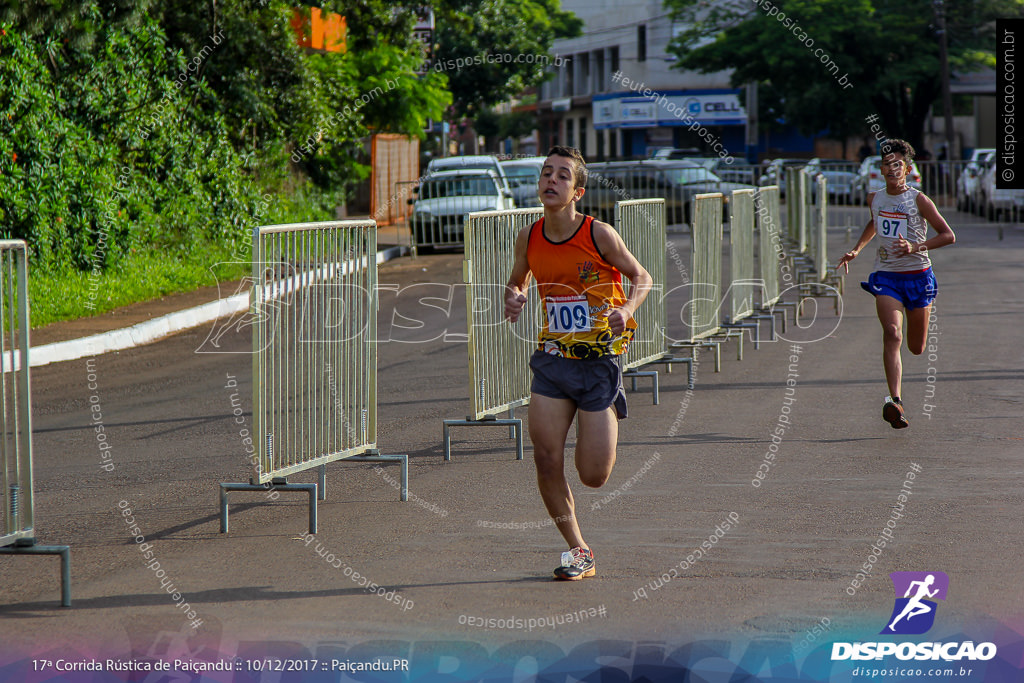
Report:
883,397,909,429
553,546,595,580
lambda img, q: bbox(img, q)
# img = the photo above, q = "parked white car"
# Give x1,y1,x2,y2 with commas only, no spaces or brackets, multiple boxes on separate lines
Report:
854,155,922,204
956,148,995,213
500,156,546,208
409,169,515,250
976,155,1024,221
427,155,513,194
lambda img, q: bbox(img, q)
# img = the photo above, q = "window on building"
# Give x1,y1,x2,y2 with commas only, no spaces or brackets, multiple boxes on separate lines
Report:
596,129,605,160
594,50,605,92
579,53,590,96
609,129,618,158
637,25,646,63
564,55,574,97
579,117,587,156
566,118,575,148
610,46,619,79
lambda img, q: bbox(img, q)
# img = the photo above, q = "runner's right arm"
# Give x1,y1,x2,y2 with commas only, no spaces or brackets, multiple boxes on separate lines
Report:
505,226,533,323
837,192,877,273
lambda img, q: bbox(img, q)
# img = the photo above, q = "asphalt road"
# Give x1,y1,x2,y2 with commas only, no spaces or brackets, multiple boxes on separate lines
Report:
1,217,1022,681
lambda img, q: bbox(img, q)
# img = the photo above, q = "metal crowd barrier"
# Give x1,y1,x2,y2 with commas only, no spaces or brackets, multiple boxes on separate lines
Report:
220,220,408,534
913,159,962,210
616,199,680,400
443,208,543,460
669,193,738,371
797,175,843,314
811,175,829,282
785,167,812,255
0,240,71,606
754,186,793,334
722,189,761,354
757,187,783,309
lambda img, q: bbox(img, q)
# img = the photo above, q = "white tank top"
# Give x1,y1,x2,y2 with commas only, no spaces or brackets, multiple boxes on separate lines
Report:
870,187,932,272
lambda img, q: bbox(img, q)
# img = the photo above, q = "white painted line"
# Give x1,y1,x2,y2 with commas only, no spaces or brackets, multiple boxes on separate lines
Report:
23,246,407,369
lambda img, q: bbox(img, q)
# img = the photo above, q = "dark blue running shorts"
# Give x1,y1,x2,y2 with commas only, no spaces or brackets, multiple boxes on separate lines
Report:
861,269,937,310
529,350,628,419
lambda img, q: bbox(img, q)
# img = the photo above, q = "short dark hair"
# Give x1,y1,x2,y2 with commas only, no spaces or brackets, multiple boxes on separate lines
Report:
880,138,915,163
546,145,587,189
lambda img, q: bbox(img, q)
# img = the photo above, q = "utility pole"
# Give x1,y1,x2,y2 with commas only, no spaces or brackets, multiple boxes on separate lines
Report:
934,0,956,159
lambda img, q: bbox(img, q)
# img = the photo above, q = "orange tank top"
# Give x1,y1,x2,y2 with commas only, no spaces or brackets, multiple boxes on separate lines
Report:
526,215,635,359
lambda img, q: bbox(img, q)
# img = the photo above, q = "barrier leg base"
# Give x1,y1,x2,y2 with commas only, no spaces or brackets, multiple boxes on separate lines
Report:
794,280,842,318
722,321,760,353
343,451,409,502
670,341,721,373
624,369,659,405
219,480,318,535
0,542,72,607
645,355,695,389
712,328,744,361
443,417,524,461
771,301,800,329
749,312,777,341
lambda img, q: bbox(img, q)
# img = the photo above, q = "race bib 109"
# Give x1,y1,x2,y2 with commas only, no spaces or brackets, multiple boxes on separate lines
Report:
877,210,908,239
545,295,592,333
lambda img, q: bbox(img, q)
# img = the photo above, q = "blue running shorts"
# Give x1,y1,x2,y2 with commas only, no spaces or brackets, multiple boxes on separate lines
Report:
860,269,937,309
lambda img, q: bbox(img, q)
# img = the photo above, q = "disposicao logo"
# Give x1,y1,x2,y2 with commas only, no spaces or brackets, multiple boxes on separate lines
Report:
832,571,998,663
882,571,948,635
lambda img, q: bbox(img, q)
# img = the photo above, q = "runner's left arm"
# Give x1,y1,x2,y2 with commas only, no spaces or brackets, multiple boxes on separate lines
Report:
891,193,956,258
591,220,652,336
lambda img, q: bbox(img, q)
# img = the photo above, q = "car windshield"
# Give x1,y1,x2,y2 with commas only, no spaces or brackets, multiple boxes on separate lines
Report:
421,176,497,198
503,167,540,185
663,167,720,185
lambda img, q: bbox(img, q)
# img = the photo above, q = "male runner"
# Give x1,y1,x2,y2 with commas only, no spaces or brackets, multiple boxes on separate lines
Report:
837,139,955,428
504,146,652,580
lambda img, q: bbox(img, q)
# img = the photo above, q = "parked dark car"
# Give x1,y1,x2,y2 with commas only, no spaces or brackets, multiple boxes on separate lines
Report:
757,158,806,197
582,160,756,225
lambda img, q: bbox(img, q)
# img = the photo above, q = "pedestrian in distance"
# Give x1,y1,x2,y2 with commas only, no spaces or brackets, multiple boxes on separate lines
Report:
504,146,652,580
837,139,955,429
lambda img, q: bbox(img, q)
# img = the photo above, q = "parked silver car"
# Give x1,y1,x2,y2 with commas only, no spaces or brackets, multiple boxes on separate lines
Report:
757,158,806,197
805,158,859,205
409,169,516,250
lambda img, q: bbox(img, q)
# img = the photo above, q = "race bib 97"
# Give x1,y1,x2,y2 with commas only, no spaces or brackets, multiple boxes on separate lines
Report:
877,210,908,239
545,295,591,333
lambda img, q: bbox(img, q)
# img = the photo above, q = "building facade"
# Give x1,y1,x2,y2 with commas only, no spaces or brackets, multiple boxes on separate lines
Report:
537,0,749,160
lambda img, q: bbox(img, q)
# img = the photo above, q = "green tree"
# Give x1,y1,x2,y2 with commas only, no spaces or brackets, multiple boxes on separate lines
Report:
433,0,581,118
155,1,451,185
0,1,453,273
665,0,1019,152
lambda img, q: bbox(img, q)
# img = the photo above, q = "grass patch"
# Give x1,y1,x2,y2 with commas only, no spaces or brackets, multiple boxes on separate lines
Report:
30,243,251,328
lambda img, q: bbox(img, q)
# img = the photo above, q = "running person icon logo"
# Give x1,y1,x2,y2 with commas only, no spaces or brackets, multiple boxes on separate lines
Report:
881,571,949,635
